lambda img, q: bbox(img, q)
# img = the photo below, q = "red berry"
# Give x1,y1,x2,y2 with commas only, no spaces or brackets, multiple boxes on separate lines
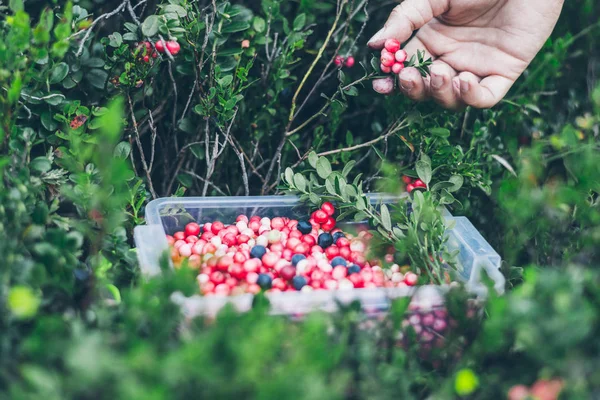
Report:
336,237,350,247
380,64,392,74
289,229,303,239
247,283,261,294
166,40,180,55
233,252,246,264
414,179,426,188
271,217,285,230
339,246,351,259
348,273,364,288
282,248,293,261
301,234,316,246
406,184,415,192
222,232,237,246
325,245,340,259
262,252,280,268
237,234,250,244
286,237,301,250
344,56,355,68
236,214,249,223
313,209,328,224
210,271,226,284
311,245,323,254
280,265,296,281
334,55,344,66
173,231,185,241
295,243,310,255
321,201,335,216
201,281,215,294
384,38,400,53
332,266,347,280
166,235,175,246
211,221,224,234
217,255,233,271
402,175,413,184
404,272,418,286
321,217,336,232
186,235,199,244
155,40,165,53
270,242,284,253
144,41,152,50
392,62,404,74
395,49,408,63
380,52,395,67
143,55,150,63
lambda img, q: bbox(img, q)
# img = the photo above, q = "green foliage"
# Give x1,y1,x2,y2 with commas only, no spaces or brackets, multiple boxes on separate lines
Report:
0,0,599,399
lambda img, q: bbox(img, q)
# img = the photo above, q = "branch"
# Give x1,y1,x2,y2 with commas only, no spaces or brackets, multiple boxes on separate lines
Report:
73,1,128,57
127,93,158,199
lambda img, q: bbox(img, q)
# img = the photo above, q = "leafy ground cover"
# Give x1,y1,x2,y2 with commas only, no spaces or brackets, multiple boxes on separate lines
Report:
0,0,599,398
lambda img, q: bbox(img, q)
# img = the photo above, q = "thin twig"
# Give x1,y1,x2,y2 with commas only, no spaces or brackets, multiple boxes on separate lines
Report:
74,1,128,57
147,109,157,172
127,93,158,199
182,170,227,195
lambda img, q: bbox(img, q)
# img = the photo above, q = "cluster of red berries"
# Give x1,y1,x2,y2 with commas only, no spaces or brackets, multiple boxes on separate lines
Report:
139,40,181,63
508,379,563,400
378,38,408,75
334,55,355,68
402,175,427,193
167,201,419,296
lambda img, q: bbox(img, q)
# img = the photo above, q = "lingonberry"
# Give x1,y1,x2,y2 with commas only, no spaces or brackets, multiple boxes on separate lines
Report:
379,64,392,74
211,221,224,234
321,217,336,232
166,40,180,55
402,175,413,184
185,222,200,237
384,38,400,53
321,201,335,216
174,231,185,241
334,55,344,66
280,265,296,281
406,184,415,192
380,52,395,67
155,40,165,53
392,62,404,74
344,56,355,68
414,179,426,188
241,39,250,48
313,209,328,224
395,49,408,63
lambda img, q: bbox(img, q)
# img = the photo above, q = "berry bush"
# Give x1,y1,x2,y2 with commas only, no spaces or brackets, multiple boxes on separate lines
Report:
1,0,599,399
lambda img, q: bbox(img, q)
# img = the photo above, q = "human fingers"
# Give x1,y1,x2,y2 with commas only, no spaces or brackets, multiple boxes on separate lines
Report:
368,0,450,48
429,61,464,110
453,72,513,108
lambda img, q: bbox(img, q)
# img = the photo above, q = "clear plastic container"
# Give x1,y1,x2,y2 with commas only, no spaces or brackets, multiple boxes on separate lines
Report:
134,194,504,318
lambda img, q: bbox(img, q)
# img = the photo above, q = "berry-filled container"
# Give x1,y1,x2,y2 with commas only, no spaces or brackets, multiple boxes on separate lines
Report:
134,194,504,318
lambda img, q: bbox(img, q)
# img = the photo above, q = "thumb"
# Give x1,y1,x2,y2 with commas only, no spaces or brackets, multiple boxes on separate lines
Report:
368,0,449,48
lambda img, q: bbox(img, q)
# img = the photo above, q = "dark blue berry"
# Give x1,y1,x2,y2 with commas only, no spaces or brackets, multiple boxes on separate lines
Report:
250,245,267,259
330,256,347,267
292,276,307,290
297,220,312,234
317,232,333,248
257,273,272,289
291,254,306,266
347,264,361,274
332,232,345,243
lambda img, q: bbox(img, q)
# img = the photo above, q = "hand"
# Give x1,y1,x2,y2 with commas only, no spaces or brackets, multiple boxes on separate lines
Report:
369,0,564,109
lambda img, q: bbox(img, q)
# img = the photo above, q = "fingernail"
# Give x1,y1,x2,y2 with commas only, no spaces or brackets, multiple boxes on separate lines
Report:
431,72,443,89
368,28,385,46
400,78,414,92
460,78,469,92
452,78,460,93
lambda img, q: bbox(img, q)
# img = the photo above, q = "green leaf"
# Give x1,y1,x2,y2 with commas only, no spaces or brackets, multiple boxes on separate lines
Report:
222,21,250,33
82,58,105,68
325,177,336,195
163,4,187,17
293,14,306,31
284,168,294,185
86,69,108,89
309,192,320,205
142,15,160,36
415,159,432,186
108,32,122,47
354,211,368,222
447,175,464,193
218,75,233,86
253,16,266,33
49,62,69,84
308,151,319,169
344,86,358,96
342,160,356,177
293,173,307,192
316,157,332,179
380,204,392,231
113,141,131,159
31,157,51,173
429,127,450,138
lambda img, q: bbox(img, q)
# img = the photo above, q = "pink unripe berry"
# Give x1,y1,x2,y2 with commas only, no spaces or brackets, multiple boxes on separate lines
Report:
392,62,404,74
344,56,355,68
334,55,344,66
395,49,408,63
384,38,400,53
236,214,249,223
380,64,392,74
380,52,395,67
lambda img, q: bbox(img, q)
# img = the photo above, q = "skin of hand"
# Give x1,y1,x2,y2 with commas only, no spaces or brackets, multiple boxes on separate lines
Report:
368,0,565,110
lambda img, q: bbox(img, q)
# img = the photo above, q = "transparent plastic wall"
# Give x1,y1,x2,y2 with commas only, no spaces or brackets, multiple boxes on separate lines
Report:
134,195,504,317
